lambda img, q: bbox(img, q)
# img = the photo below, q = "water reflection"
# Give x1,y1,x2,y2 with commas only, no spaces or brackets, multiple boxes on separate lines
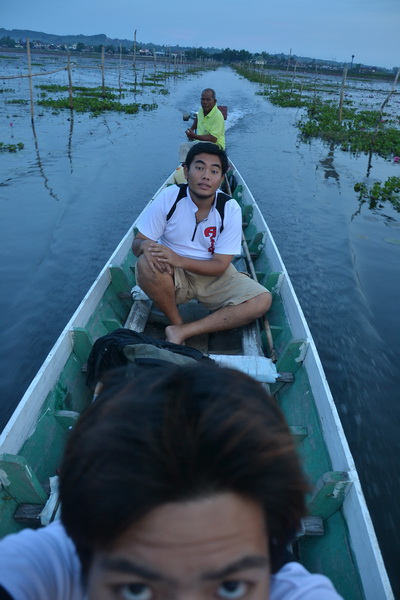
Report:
67,109,74,172
31,121,60,201
351,174,400,220
318,142,340,182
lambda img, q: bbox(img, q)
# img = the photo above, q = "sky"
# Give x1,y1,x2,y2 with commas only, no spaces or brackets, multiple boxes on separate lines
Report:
2,0,399,69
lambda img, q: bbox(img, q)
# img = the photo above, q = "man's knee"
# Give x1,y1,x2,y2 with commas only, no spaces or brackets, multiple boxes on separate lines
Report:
249,292,272,317
261,292,272,313
136,255,151,285
136,255,174,289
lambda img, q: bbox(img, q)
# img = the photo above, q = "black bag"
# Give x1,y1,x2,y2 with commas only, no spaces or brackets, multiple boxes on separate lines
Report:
86,328,214,389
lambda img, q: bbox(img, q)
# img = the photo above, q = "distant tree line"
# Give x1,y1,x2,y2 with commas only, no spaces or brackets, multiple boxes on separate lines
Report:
1,34,396,75
0,36,16,47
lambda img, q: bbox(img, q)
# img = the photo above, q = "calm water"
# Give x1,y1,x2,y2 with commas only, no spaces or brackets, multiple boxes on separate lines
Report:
1,58,400,594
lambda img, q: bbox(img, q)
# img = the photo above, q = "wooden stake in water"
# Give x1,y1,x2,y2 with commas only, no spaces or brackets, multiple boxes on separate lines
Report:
300,74,304,101
119,44,122,91
367,68,400,174
101,46,105,96
290,62,298,97
133,29,137,91
313,63,318,104
67,51,74,110
378,67,400,120
338,66,348,122
26,38,36,135
286,48,292,73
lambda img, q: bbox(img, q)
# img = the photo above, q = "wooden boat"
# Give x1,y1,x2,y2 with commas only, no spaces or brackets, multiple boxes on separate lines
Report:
0,162,393,599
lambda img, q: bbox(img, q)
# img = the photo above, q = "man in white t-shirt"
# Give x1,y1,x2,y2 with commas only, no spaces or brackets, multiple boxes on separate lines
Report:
0,364,344,600
132,142,271,345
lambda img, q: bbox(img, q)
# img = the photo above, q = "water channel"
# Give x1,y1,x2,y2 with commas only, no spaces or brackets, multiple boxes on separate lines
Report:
1,58,399,595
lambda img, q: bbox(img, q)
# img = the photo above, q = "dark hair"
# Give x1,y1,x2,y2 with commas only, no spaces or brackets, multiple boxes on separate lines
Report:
185,142,229,175
202,87,216,99
59,364,308,574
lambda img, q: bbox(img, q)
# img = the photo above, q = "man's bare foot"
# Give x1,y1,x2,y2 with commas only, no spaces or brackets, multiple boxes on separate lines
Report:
166,325,186,345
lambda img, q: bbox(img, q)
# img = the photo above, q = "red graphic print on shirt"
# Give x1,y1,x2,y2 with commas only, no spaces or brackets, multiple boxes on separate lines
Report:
204,226,217,254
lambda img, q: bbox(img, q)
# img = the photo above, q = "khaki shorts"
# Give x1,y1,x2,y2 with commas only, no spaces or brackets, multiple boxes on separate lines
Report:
174,263,270,311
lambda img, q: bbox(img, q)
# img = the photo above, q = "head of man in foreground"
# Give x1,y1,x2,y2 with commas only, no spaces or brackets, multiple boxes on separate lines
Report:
59,363,309,599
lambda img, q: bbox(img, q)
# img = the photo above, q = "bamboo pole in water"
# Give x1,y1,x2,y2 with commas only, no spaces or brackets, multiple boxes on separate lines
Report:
142,57,146,86
101,46,105,95
290,62,298,97
367,68,400,174
133,30,137,92
119,44,122,91
338,66,348,122
313,63,318,103
286,48,292,73
378,67,400,120
67,51,74,110
26,38,36,134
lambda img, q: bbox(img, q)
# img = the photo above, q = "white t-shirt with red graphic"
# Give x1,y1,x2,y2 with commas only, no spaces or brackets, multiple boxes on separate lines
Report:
137,185,242,260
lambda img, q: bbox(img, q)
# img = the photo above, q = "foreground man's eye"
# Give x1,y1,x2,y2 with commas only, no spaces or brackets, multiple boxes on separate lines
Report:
217,580,249,599
118,583,152,600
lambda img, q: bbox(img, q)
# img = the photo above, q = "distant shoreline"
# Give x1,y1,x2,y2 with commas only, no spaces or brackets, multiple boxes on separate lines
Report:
0,47,396,82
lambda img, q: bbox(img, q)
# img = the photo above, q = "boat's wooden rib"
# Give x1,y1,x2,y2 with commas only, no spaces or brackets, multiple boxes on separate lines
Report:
0,163,393,599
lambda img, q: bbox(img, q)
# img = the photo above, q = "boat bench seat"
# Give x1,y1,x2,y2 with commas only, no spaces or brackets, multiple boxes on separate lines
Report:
307,470,352,520
244,231,267,259
0,454,48,507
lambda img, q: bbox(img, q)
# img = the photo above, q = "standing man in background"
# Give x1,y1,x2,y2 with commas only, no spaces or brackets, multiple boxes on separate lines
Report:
185,88,226,150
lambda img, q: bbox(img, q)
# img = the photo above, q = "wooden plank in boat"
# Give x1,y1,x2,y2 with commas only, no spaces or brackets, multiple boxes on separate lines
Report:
125,300,152,332
210,354,277,382
308,471,352,520
0,454,48,504
124,286,152,332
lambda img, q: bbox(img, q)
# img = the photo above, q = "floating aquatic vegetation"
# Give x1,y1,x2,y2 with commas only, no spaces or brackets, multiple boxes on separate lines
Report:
5,99,29,105
76,89,126,100
235,65,400,160
37,96,158,116
298,102,400,159
35,84,69,92
268,91,306,108
0,142,24,152
140,81,164,87
36,84,129,94
354,177,400,211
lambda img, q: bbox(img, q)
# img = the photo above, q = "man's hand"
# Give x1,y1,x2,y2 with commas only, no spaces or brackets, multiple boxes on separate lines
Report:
149,244,233,278
140,242,172,274
133,235,172,275
185,128,196,141
148,243,182,272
